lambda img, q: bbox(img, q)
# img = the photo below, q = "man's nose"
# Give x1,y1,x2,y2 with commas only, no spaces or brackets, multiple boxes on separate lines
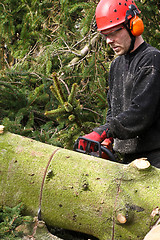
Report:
106,36,114,44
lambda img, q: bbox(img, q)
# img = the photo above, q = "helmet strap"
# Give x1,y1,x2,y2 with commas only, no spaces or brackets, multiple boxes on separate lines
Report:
124,4,139,53
123,22,136,54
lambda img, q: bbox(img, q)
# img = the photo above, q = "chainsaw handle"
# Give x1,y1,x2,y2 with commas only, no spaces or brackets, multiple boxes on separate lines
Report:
74,137,116,162
100,145,116,162
73,137,102,155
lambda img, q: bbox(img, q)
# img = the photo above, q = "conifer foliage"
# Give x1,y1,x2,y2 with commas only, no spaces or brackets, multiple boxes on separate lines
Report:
0,203,32,239
0,0,160,148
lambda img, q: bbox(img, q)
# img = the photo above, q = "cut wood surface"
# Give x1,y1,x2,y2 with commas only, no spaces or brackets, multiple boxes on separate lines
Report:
143,225,160,240
0,132,160,240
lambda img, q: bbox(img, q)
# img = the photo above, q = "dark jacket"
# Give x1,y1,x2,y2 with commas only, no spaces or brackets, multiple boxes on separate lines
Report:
95,42,160,154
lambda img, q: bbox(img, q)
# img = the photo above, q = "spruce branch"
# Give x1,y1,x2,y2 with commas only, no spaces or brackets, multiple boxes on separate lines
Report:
52,72,66,104
45,107,66,117
68,83,78,104
64,102,73,112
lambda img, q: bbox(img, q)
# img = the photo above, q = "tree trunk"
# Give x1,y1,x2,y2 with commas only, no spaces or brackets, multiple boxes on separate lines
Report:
0,132,160,240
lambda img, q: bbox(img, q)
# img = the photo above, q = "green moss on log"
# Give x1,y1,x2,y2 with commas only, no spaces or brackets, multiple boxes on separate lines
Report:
0,132,160,240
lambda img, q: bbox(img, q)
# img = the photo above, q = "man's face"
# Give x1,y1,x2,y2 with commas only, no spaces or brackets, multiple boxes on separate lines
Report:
101,24,131,55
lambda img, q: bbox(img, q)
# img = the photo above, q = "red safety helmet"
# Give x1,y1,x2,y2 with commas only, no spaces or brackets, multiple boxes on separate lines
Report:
96,0,141,32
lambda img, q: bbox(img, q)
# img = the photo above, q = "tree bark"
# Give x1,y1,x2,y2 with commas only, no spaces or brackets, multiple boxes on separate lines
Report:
0,132,160,240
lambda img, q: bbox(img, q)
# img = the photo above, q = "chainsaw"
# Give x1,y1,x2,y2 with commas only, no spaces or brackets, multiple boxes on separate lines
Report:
74,137,116,162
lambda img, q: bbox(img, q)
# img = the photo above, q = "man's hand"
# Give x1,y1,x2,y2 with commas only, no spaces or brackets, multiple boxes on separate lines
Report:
101,137,113,151
78,131,107,151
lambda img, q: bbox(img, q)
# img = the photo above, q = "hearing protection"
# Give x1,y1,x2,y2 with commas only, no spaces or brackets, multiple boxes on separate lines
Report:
129,15,144,36
95,0,144,34
125,4,144,36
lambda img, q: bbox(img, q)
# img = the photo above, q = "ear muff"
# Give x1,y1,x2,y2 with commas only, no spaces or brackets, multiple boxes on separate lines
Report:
130,16,144,36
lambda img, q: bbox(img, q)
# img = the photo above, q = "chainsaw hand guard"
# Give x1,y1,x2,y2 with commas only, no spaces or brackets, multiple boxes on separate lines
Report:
74,137,116,162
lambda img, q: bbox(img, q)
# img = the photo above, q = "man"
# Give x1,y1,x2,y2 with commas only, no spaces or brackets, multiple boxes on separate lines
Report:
78,0,160,168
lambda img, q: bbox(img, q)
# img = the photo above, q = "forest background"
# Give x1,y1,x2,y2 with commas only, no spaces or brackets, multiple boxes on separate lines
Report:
0,0,160,149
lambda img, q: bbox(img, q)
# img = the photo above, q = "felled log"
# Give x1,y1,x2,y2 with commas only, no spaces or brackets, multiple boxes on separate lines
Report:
0,131,160,240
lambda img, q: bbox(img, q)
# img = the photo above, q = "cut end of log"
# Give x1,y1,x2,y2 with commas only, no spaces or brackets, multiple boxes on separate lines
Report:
130,158,150,170
0,125,5,134
143,225,160,240
116,213,127,224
